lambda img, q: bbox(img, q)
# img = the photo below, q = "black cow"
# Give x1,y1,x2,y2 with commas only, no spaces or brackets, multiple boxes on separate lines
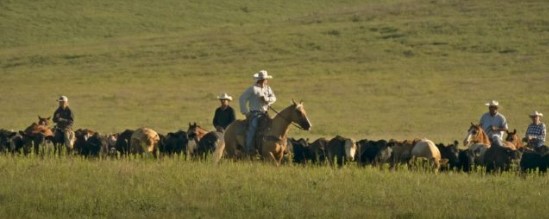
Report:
160,130,189,157
520,146,549,174
195,131,224,160
356,139,391,167
115,129,134,156
83,132,106,157
435,140,460,171
0,129,17,153
288,138,310,164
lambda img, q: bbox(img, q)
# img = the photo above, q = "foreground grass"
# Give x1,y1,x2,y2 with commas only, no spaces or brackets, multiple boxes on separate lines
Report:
0,156,547,218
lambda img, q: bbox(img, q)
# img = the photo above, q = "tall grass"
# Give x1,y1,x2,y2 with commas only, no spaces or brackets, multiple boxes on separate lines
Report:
1,156,548,218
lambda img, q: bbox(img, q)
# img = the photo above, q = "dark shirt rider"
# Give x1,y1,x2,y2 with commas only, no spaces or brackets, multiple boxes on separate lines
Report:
213,93,236,131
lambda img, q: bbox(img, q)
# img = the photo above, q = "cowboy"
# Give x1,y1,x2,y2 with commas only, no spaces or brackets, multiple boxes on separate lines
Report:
212,93,236,131
239,70,276,153
52,96,75,150
479,100,508,146
524,111,546,148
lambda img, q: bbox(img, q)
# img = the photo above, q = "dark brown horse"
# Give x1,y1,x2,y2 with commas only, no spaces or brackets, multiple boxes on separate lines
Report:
222,101,312,165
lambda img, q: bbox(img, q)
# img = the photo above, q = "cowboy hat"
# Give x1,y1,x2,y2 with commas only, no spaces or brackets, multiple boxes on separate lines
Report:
530,111,543,117
253,70,273,80
485,100,499,107
217,93,233,101
57,96,68,102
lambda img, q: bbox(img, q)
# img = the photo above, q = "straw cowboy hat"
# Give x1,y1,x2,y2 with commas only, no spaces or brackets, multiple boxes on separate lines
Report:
217,93,233,101
529,111,543,117
253,70,273,80
485,100,499,107
57,96,68,102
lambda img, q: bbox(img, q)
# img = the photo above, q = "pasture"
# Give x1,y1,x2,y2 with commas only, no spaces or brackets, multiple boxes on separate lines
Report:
1,0,548,217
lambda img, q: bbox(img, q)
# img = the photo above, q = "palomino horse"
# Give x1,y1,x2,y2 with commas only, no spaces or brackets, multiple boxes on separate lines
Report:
463,123,491,169
221,100,312,165
23,116,54,155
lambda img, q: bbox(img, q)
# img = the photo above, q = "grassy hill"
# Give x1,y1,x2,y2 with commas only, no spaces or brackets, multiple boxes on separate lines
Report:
2,0,548,142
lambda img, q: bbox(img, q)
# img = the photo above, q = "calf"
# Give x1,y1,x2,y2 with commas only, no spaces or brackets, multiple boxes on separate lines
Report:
436,140,460,171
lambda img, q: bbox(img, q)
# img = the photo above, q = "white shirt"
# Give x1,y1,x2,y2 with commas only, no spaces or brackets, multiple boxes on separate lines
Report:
239,83,276,114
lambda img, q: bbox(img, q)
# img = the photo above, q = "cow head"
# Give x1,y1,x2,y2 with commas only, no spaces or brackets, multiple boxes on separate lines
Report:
344,138,357,161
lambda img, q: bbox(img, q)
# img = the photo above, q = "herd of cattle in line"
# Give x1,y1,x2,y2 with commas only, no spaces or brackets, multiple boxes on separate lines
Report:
1,117,549,175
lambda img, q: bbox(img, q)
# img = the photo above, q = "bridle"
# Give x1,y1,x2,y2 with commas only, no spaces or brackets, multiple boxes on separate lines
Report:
269,106,307,131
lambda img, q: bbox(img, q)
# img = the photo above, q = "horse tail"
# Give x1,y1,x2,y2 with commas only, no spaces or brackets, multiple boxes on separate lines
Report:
212,138,225,165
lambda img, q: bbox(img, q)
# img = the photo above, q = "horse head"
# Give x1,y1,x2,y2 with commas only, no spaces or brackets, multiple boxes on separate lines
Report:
287,100,312,131
187,122,207,140
505,129,523,149
38,116,51,126
464,123,489,146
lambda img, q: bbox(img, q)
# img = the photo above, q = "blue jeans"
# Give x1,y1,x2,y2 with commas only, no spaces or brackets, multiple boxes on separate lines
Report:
245,111,263,153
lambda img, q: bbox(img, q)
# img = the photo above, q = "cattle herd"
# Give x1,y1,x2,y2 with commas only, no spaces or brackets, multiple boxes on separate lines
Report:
1,117,548,175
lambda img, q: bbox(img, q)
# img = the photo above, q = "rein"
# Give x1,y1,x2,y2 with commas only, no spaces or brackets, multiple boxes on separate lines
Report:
269,106,306,131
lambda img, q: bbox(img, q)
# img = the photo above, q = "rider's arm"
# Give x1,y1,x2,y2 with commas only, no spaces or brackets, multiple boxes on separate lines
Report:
239,87,253,115
264,86,276,105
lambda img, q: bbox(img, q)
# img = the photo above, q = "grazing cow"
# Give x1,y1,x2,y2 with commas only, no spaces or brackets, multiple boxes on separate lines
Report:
196,131,225,162
520,146,549,174
325,135,357,167
115,129,134,156
356,139,391,167
411,139,446,172
435,140,460,171
389,139,419,170
130,128,161,158
308,138,328,165
160,130,189,157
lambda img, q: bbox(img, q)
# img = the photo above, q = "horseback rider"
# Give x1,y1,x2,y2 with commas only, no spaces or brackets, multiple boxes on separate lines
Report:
524,111,546,148
53,96,75,150
479,100,508,146
239,70,276,154
212,93,236,132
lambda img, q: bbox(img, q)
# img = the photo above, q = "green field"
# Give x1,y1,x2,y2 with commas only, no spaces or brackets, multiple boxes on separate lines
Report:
1,0,549,217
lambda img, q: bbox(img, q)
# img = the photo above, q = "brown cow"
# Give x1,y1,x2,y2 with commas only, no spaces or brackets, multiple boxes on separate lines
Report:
130,128,160,158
